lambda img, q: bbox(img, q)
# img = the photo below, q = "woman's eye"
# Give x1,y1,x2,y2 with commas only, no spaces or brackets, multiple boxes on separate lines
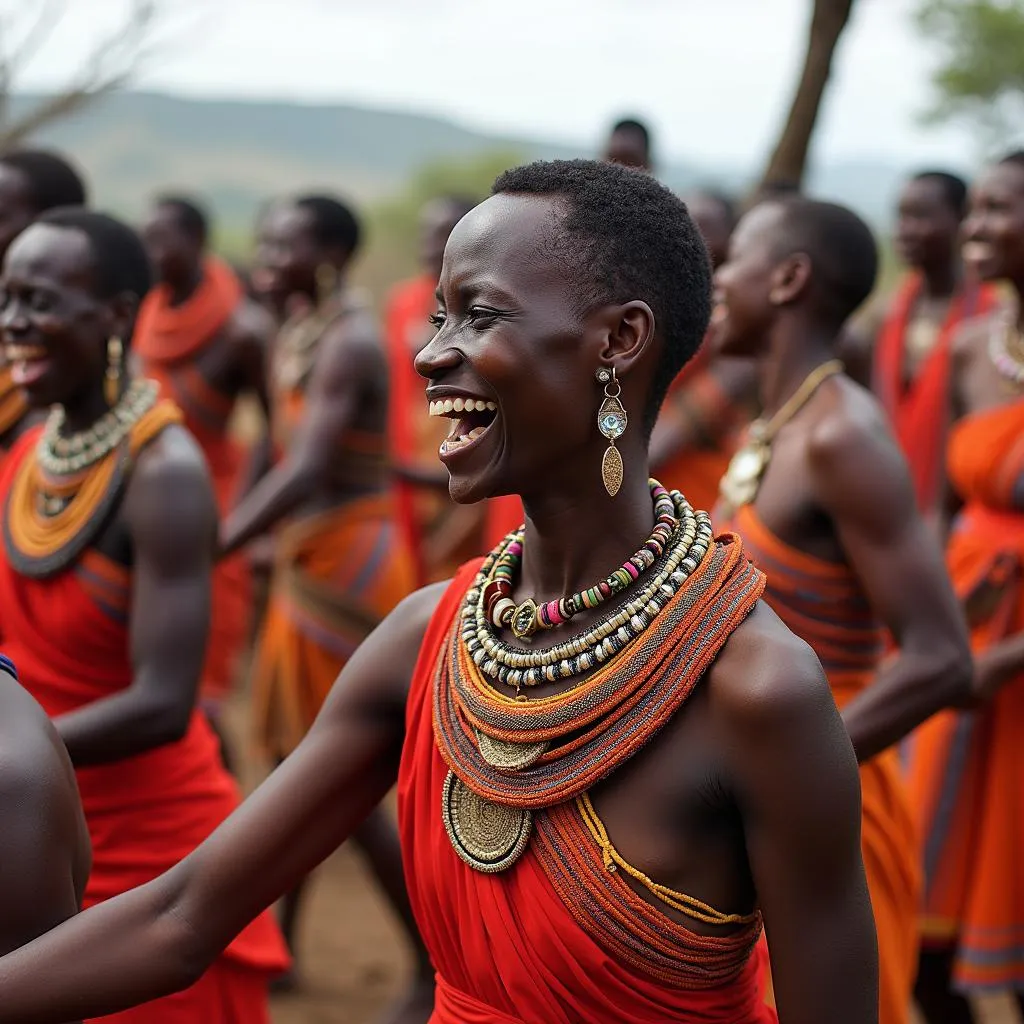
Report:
467,307,500,324
427,312,446,328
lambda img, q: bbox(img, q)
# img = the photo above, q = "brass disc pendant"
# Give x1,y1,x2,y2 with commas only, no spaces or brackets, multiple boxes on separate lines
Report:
476,729,549,771
441,771,532,874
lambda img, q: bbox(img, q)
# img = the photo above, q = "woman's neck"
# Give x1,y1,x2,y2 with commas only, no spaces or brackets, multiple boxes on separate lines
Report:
59,384,119,435
759,323,837,420
518,456,655,603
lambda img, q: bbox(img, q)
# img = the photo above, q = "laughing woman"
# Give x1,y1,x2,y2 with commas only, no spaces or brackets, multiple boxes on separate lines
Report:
0,208,289,1022
0,164,874,1024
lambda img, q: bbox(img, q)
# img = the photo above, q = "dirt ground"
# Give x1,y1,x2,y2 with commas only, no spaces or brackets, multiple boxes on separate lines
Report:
268,849,413,1024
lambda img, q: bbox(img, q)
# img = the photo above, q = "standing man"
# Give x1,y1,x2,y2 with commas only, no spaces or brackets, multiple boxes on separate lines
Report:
715,196,972,1024
602,117,652,171
650,189,758,514
137,195,275,765
844,171,1000,517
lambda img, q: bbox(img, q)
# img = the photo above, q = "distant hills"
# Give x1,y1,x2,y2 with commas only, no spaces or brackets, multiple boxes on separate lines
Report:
11,90,908,230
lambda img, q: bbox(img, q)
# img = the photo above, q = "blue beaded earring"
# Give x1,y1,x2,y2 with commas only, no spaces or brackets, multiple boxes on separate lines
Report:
596,367,627,496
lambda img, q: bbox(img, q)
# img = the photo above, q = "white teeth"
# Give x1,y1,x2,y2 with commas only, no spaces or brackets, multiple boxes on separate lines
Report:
427,396,499,417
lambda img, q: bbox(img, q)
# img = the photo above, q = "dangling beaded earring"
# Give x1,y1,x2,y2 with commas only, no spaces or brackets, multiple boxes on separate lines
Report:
596,366,627,497
315,263,337,307
104,336,123,406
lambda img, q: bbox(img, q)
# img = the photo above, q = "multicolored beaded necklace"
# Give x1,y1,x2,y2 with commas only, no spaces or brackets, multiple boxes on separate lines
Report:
484,480,679,640
466,484,714,690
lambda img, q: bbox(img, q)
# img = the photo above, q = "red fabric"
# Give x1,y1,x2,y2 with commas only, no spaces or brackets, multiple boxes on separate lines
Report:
136,259,251,703
397,565,777,1024
385,275,435,585
0,431,289,1004
482,495,524,550
89,957,271,1024
873,275,1000,512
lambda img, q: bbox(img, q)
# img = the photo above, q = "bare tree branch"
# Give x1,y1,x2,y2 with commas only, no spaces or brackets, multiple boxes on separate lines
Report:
0,0,164,150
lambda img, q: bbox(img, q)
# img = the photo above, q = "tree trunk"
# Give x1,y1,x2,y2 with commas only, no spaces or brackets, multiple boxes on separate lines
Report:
758,0,857,191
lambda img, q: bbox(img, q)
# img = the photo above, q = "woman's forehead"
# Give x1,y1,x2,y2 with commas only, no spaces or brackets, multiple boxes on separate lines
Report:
443,193,563,285
4,222,93,286
974,163,1024,201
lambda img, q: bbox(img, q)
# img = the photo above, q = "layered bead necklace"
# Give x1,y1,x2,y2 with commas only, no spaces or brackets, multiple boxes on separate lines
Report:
436,482,767,873
3,379,178,578
464,481,712,693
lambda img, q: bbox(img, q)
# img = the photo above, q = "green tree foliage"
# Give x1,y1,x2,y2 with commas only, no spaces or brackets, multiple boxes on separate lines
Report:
916,0,1024,138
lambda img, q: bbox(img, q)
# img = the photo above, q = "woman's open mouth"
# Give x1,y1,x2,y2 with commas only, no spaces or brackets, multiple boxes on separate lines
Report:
4,344,51,387
428,393,499,460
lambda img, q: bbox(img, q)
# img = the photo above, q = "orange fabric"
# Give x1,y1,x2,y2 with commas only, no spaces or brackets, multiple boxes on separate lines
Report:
0,364,27,438
873,274,1000,513
0,429,289,1013
398,563,777,1024
656,343,749,516
136,259,251,703
385,275,485,585
252,494,415,758
89,957,271,1024
905,401,1024,993
727,504,919,1024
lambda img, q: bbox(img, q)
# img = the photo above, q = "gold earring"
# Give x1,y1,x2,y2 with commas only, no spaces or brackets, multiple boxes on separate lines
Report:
105,336,123,406
316,263,337,306
596,367,627,497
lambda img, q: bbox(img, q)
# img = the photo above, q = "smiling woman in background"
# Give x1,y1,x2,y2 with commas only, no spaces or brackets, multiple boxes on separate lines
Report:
0,208,289,1022
906,151,1024,1024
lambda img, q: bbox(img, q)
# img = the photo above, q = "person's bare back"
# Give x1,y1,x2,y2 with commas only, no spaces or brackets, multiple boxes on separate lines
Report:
0,661,89,955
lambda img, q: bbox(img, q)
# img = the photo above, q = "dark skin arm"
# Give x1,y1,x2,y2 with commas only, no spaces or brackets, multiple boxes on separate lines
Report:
648,357,757,468
220,319,377,557
715,607,878,1024
0,583,443,1024
0,671,91,960
226,299,276,497
807,393,972,761
55,429,217,765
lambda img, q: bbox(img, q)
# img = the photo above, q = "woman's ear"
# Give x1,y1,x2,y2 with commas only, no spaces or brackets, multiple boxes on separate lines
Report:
594,299,656,379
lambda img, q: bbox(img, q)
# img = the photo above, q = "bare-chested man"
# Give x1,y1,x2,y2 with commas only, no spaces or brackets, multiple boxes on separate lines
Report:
715,196,972,1024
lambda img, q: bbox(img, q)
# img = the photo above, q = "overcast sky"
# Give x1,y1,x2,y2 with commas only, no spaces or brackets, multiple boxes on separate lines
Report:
19,0,981,170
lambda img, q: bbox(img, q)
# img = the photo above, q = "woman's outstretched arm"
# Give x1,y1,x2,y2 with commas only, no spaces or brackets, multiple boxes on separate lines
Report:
0,583,444,1024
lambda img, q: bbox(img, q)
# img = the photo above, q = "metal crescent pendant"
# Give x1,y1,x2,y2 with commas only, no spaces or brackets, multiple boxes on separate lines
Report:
475,729,549,771
441,771,532,874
